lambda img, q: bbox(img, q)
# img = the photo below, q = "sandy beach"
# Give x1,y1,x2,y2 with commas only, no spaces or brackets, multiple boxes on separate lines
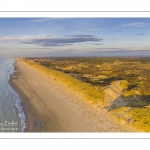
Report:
9,59,127,132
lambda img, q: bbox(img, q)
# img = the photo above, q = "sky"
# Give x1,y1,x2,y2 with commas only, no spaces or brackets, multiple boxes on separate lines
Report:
0,18,150,57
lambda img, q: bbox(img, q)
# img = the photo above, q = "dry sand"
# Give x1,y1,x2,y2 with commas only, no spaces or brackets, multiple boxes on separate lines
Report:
10,59,128,132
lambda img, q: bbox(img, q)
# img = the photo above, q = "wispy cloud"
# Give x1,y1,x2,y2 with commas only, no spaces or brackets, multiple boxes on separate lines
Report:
94,48,126,50
66,35,97,38
86,28,108,31
137,33,145,35
27,18,52,23
91,43,103,45
22,35,103,47
0,35,103,47
116,22,147,28
26,18,53,25
0,36,32,42
120,40,146,43
0,36,16,41
115,30,121,32
88,50,150,57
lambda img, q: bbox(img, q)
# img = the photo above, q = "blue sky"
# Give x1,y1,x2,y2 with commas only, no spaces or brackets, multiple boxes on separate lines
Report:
0,18,150,57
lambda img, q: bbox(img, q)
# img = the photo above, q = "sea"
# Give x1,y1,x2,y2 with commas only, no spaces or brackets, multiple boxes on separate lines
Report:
0,57,26,132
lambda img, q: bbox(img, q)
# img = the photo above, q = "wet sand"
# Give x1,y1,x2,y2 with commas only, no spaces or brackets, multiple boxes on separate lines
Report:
10,59,127,132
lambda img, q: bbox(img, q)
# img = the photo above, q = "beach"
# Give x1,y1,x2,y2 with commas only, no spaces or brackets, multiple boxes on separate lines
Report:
9,59,127,132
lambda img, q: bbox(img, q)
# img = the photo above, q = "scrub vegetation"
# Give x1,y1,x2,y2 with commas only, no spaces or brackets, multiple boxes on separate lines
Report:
23,57,150,131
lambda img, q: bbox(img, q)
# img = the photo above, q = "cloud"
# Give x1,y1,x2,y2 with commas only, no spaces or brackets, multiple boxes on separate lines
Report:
86,28,108,31
115,30,121,32
22,35,103,47
88,50,150,57
0,36,32,42
94,48,126,50
66,35,96,38
116,22,147,28
118,40,146,43
137,33,145,35
25,18,53,25
0,34,103,48
91,43,103,45
0,36,17,41
26,18,52,23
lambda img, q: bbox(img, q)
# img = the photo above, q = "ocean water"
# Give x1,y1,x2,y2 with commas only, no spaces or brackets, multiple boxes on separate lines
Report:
0,57,26,132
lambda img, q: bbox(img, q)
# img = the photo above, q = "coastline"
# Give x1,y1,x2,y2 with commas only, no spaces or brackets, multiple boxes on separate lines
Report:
9,59,128,132
9,63,42,132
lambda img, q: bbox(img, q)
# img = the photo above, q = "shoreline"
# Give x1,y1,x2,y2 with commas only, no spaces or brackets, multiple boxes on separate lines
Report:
9,63,42,132
9,59,128,132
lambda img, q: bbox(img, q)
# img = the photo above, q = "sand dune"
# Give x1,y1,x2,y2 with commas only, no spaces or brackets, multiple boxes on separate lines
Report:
10,59,127,132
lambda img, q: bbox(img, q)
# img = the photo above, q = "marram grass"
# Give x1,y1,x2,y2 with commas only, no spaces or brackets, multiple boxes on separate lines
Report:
110,106,150,132
120,80,129,90
23,59,104,107
131,107,150,132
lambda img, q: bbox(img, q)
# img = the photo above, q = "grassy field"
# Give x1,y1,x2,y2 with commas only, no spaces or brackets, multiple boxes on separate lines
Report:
23,57,150,131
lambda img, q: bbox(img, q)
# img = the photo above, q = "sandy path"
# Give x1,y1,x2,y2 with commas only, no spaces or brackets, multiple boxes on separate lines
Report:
10,60,127,132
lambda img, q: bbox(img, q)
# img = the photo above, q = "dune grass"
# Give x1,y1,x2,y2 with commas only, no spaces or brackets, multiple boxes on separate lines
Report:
109,106,150,131
120,80,129,90
131,107,150,131
110,106,150,132
23,59,104,107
